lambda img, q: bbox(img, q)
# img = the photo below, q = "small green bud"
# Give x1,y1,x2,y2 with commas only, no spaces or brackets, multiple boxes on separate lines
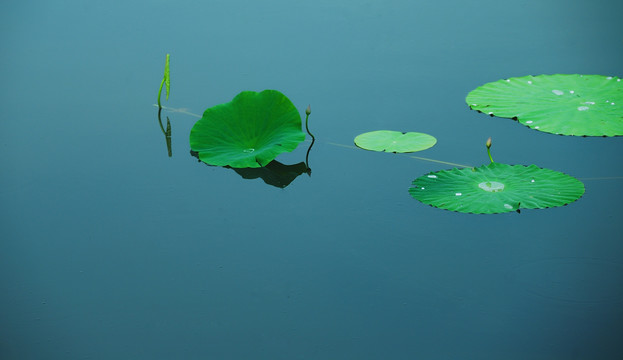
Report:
305,105,311,115
485,137,494,163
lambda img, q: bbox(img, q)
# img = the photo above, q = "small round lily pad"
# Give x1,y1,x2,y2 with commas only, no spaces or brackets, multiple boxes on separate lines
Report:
466,74,623,136
409,162,585,214
354,130,437,153
189,90,306,168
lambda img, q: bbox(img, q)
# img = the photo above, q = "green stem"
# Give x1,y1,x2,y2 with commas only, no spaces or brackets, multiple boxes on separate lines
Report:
157,78,165,109
303,105,315,174
157,108,166,133
304,112,315,142
487,146,494,163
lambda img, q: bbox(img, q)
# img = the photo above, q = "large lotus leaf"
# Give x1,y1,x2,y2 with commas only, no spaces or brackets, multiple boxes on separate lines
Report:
190,90,306,168
466,74,623,136
354,130,437,153
409,163,585,214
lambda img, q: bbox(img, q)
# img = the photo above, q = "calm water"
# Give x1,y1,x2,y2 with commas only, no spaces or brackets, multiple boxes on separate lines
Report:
2,0,622,359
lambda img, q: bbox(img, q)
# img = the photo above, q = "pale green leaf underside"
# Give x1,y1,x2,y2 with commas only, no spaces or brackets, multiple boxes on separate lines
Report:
164,54,170,100
409,162,585,214
354,130,437,153
466,74,623,136
189,90,305,168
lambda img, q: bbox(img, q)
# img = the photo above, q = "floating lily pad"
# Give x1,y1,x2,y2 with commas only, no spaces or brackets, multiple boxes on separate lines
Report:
409,162,585,214
354,130,437,153
189,90,306,168
466,74,623,136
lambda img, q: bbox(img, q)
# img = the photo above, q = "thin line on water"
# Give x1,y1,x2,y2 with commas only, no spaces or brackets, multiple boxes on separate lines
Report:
326,141,356,149
154,104,201,118
405,155,473,168
158,104,472,168
154,105,622,175
327,142,473,168
578,177,623,181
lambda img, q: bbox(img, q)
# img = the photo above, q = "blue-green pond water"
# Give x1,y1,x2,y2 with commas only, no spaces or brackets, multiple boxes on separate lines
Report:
1,0,622,359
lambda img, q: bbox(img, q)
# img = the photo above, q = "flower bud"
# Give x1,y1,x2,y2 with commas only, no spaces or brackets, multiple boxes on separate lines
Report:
486,137,492,149
305,105,311,115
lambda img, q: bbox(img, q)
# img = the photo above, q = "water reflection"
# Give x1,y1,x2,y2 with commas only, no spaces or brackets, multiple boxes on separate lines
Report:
157,104,315,187
232,160,310,188
190,150,311,188
190,137,314,188
157,107,172,157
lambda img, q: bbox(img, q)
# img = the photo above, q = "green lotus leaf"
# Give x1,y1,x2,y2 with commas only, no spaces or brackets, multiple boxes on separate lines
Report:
189,90,306,168
466,74,623,136
409,162,585,214
354,130,437,153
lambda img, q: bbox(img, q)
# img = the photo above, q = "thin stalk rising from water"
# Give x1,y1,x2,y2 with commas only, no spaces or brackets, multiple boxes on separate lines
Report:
157,54,170,109
486,137,494,163
304,105,315,174
304,105,314,142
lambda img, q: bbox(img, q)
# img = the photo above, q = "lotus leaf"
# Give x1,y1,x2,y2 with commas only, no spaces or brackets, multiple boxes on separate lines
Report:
190,90,306,168
466,74,623,136
354,130,437,153
409,162,585,214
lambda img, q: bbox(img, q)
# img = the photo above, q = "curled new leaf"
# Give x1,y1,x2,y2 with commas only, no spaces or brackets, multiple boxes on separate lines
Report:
164,54,170,100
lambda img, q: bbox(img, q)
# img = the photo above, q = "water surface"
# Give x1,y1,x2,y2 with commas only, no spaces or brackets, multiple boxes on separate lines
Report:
1,0,622,359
